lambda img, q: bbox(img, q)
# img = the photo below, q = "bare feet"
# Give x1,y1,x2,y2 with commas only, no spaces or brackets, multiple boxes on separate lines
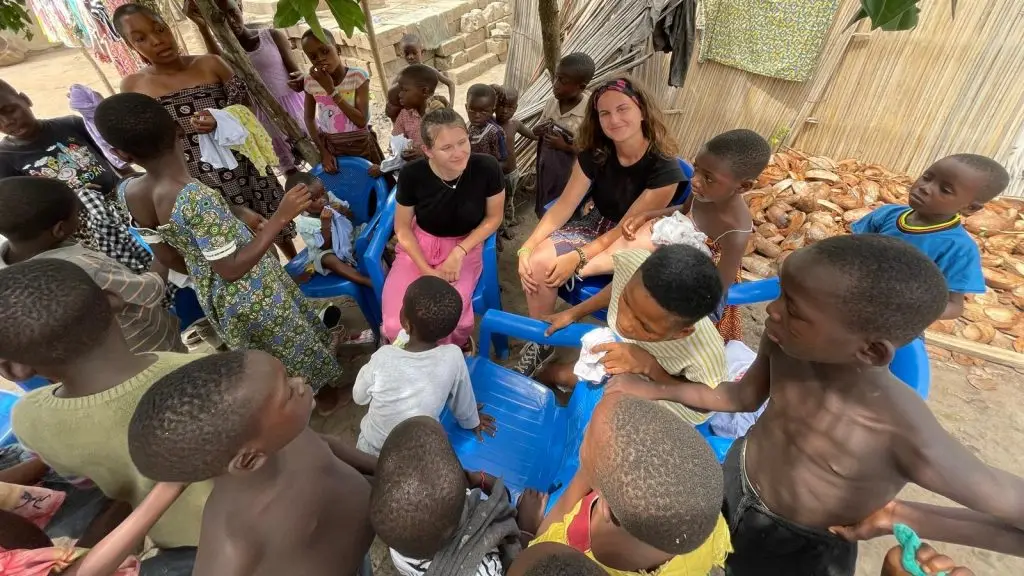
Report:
516,488,549,537
315,385,352,417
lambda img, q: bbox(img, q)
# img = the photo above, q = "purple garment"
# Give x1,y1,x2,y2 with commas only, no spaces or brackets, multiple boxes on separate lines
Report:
67,84,129,170
245,28,307,170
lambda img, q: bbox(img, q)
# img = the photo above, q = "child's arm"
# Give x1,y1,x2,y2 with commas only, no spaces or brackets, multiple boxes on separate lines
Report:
716,230,750,290
515,119,539,141
320,434,377,475
183,0,220,55
207,186,310,281
605,331,774,413
942,292,965,320
543,284,613,335
69,483,187,576
319,207,333,249
621,205,682,240
449,356,496,440
151,243,189,275
0,458,48,485
436,71,456,104
352,355,376,406
269,29,302,78
328,76,369,128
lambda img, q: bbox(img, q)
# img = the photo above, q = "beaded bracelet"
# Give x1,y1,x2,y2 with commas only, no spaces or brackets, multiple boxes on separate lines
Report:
573,247,588,275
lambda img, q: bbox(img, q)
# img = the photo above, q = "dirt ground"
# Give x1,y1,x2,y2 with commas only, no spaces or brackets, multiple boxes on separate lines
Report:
4,43,1024,576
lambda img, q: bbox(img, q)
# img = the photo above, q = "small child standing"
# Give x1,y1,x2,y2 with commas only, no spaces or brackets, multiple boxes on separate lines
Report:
533,53,595,216
300,29,383,171
492,85,538,226
851,153,1009,320
186,0,306,174
95,92,343,408
465,84,508,163
127,350,375,576
354,276,495,456
0,176,184,354
519,394,732,575
285,171,371,287
371,416,521,575
392,64,447,161
397,34,456,106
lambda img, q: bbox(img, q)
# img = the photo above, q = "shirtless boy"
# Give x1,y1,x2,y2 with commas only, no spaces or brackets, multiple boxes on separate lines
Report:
128,350,375,576
491,85,537,227
609,234,1024,574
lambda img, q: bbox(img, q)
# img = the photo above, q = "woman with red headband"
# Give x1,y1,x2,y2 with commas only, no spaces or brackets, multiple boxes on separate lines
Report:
514,75,687,375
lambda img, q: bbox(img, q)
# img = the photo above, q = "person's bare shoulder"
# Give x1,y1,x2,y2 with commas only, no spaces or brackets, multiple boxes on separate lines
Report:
192,53,234,80
119,71,146,93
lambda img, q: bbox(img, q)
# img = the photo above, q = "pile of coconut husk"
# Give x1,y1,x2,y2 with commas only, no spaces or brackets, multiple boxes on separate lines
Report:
742,149,1024,362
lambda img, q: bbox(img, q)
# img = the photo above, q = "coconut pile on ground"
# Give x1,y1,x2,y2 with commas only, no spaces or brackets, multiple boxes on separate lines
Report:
742,149,1024,355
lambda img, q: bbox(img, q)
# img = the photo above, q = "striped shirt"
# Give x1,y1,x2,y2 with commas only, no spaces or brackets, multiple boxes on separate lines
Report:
0,241,184,355
606,249,727,424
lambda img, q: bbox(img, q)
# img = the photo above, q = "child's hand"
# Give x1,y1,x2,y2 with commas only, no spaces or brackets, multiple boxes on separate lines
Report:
532,120,552,138
594,342,662,377
230,205,267,233
543,131,572,152
830,501,897,542
333,203,353,218
309,65,335,94
191,110,217,134
368,164,382,177
401,148,421,161
473,404,497,441
320,206,333,222
544,252,581,288
275,183,312,222
542,310,577,336
321,152,339,174
605,374,662,400
622,211,658,241
182,0,205,24
287,71,304,93
881,543,974,576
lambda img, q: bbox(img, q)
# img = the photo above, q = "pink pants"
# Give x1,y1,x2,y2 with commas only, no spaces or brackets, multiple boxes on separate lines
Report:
381,223,483,346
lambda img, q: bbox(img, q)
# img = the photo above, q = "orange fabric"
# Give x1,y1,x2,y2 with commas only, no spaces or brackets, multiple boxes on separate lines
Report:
0,544,140,575
706,237,743,342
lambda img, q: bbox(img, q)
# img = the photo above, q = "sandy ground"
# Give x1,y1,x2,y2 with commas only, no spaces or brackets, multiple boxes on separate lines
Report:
3,43,1024,576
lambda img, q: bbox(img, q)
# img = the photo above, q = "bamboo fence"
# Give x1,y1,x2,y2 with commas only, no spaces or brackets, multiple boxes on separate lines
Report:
507,0,1024,195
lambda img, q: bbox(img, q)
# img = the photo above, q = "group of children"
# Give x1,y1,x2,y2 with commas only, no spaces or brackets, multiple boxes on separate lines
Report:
0,5,1021,576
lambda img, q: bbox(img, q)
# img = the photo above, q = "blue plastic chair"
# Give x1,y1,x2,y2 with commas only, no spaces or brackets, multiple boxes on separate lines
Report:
311,156,390,223
697,276,933,461
0,389,20,447
441,310,596,503
556,158,695,321
363,191,509,359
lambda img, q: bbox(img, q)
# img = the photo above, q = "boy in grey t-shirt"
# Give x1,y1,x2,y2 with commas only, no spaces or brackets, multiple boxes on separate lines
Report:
353,276,496,455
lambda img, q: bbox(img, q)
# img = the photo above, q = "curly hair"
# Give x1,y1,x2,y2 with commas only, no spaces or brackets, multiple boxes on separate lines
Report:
401,276,463,342
577,74,679,164
0,177,79,242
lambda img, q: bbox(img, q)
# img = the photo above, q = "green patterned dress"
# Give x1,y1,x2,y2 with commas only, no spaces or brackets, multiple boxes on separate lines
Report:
120,179,339,393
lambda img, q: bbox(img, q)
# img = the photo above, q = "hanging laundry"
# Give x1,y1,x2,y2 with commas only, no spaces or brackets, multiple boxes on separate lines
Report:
652,0,697,87
221,105,279,174
698,0,839,82
68,84,130,170
198,108,248,170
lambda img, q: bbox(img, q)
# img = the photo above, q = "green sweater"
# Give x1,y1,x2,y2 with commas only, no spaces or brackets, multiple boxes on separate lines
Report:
11,352,212,549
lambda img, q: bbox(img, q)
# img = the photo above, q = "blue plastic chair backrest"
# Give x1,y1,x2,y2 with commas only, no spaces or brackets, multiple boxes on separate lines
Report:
0,389,20,447
364,189,399,303
311,157,389,225
676,158,694,205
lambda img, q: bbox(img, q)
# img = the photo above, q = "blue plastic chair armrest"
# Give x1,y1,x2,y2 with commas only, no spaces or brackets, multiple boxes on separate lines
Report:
365,190,398,300
726,277,781,306
477,310,594,350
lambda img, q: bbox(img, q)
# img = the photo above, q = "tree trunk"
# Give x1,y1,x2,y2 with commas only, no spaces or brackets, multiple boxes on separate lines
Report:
538,0,560,81
359,0,390,97
193,0,320,166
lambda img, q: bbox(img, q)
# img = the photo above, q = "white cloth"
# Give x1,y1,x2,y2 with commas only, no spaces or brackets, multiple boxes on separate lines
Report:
573,327,619,382
353,344,480,456
651,211,712,256
708,340,766,439
197,108,248,170
381,134,412,173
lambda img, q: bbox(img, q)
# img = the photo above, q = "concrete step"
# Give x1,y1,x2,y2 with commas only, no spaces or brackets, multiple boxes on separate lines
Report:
449,52,500,85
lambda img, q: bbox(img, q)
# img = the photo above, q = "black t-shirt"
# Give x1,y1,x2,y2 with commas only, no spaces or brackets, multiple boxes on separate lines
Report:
578,148,686,222
0,116,119,194
397,154,505,238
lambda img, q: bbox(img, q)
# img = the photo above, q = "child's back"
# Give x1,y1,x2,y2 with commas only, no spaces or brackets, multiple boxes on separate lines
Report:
129,351,374,576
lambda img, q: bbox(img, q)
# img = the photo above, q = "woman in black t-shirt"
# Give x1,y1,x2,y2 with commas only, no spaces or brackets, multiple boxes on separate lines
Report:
515,76,685,373
381,108,505,350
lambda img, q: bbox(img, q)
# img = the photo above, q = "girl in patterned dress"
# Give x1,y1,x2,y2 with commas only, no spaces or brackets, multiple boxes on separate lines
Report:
113,3,299,260
96,92,342,405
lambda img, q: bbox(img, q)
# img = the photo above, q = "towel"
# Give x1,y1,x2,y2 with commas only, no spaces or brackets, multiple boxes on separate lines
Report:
67,84,130,169
708,340,766,438
222,104,279,173
198,108,247,170
328,204,356,264
424,478,522,576
651,211,712,256
573,327,619,383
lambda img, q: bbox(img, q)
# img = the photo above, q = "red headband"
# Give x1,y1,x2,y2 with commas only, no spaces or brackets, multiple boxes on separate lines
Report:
594,79,640,109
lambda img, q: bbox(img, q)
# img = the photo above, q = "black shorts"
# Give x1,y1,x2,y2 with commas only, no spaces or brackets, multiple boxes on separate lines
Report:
722,439,857,576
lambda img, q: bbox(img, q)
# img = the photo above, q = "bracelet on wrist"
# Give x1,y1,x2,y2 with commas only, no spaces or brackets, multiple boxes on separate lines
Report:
455,244,468,256
517,247,532,258
573,247,588,275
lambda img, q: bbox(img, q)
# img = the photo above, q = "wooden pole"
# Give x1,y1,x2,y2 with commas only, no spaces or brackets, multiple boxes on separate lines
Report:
538,0,560,81
78,46,115,95
359,0,390,97
194,0,321,166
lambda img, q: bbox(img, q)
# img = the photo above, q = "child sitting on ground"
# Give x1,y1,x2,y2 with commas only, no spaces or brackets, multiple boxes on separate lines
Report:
392,64,448,162
851,153,1009,320
300,29,385,171
465,84,507,163
609,234,1024,574
2,260,210,568
0,176,184,354
606,129,771,342
285,171,371,287
95,92,345,413
491,85,538,227
127,350,375,576
371,416,520,575
518,394,732,575
354,276,495,456
506,542,605,576
540,245,726,424
533,53,595,216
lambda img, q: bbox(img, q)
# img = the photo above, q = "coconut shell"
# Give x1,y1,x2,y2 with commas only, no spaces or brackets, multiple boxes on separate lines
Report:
965,211,1014,235
804,222,833,243
744,236,756,255
842,207,873,224
962,322,997,344
973,290,1003,307
879,183,905,204
982,253,1006,268
742,255,775,278
952,352,984,367
930,319,958,334
983,267,1024,290
766,234,785,244
752,210,766,226
860,181,881,204
807,156,838,171
773,178,794,194
780,229,806,251
805,169,841,183
806,211,836,227
1011,285,1024,309
991,198,1024,212
766,205,790,229
982,306,1018,329
756,166,788,188
832,188,864,211
837,158,860,171
754,237,782,259
990,331,1014,350
791,182,831,213
818,199,845,215
985,235,1020,253
962,302,987,323
1015,335,1024,354
756,223,780,238
783,211,807,236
